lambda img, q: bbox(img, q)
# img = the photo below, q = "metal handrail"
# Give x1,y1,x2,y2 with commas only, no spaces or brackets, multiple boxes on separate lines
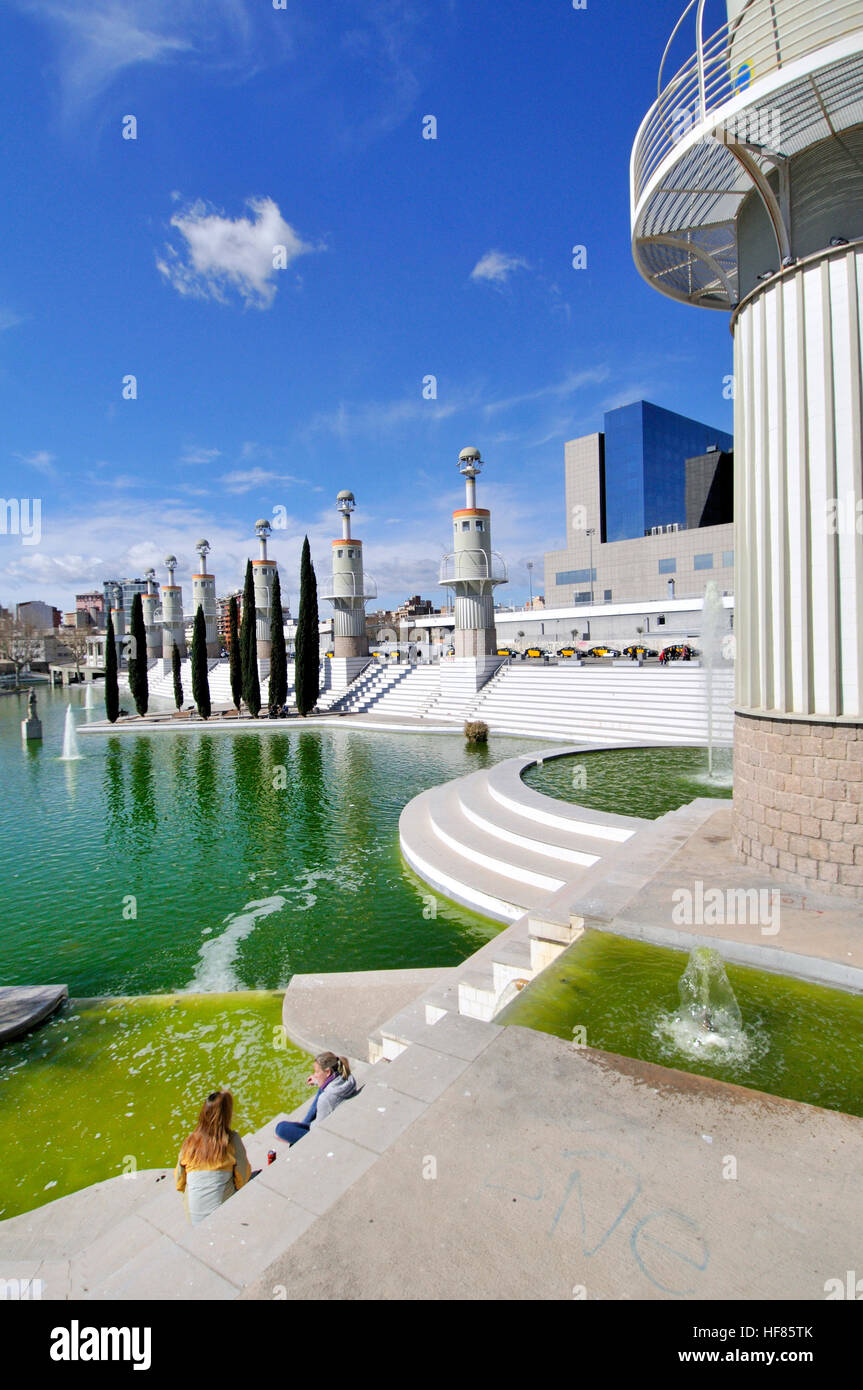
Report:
633,0,863,216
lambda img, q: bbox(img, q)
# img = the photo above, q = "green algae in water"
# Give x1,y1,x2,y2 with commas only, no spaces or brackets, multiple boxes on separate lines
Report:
0,991,312,1220
523,746,732,820
498,932,863,1117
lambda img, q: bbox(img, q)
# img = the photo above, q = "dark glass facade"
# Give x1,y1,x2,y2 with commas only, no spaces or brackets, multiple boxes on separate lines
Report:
603,401,733,542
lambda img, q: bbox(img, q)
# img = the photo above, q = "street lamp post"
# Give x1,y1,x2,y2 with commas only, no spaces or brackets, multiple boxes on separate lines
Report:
586,529,596,603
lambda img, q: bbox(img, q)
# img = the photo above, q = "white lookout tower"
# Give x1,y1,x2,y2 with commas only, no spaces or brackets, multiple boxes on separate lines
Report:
632,0,863,896
160,555,186,660
322,490,377,691
439,447,507,694
192,540,219,658
252,519,277,662
142,567,161,660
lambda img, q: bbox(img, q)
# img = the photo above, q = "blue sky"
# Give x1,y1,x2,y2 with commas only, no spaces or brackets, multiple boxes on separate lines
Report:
0,0,734,615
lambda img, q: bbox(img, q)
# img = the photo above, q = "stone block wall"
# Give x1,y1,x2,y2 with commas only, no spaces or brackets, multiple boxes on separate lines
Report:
733,712,863,897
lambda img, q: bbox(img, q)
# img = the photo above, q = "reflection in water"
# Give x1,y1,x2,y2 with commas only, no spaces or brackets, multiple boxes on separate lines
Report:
194,737,219,830
103,737,127,847
129,738,157,834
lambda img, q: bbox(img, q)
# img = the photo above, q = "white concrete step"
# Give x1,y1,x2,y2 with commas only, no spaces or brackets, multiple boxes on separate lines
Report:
400,798,557,922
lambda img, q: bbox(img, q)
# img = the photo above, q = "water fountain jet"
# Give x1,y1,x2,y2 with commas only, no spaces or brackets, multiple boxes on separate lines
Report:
60,705,82,761
656,947,750,1062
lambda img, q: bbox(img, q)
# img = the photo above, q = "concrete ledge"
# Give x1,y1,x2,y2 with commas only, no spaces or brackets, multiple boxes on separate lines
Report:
282,968,456,1061
0,985,68,1044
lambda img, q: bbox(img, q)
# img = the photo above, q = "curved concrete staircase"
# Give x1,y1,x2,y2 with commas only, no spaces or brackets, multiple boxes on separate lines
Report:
399,749,643,922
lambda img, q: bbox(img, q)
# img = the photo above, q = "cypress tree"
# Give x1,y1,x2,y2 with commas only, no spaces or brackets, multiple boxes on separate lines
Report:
228,594,242,712
239,559,260,717
268,569,288,711
295,536,320,716
128,591,149,716
191,605,211,719
104,613,119,724
172,641,184,710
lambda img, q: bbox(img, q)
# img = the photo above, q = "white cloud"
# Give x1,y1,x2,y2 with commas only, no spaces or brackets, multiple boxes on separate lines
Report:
0,308,24,332
157,197,319,309
470,250,530,285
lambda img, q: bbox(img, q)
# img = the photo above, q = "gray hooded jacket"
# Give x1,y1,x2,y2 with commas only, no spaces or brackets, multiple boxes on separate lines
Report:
314,1071,358,1124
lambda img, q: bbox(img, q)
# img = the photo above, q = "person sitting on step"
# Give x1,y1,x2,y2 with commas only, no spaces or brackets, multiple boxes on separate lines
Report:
175,1090,251,1225
275,1052,357,1147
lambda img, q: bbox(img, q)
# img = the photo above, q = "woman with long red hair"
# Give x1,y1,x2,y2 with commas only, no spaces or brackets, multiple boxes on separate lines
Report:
175,1090,251,1226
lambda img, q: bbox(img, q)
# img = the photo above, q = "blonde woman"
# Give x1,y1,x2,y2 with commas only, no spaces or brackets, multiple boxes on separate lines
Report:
175,1090,251,1225
275,1052,357,1146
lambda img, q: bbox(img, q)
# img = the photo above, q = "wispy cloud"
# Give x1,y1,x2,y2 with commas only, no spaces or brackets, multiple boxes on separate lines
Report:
157,197,320,309
301,392,468,442
483,367,611,417
14,450,58,478
0,308,25,332
15,0,278,117
218,468,305,495
470,250,530,286
180,446,222,465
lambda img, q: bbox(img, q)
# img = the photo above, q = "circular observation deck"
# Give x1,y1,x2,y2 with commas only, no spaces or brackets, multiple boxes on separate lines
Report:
631,0,863,310
439,552,508,588
320,571,377,603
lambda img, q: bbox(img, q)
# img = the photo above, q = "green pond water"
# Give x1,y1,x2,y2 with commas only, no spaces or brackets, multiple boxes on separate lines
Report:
0,991,312,1220
1,686,545,1217
1,686,543,997
522,745,733,819
498,932,863,1117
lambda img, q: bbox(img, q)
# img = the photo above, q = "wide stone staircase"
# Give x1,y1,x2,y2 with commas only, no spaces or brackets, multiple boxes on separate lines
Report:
461,665,734,743
328,664,442,719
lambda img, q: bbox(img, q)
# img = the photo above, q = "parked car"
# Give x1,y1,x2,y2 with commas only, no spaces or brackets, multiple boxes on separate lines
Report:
556,646,578,658
324,651,334,658
496,647,518,657
623,644,658,659
586,646,621,658
660,643,696,662
525,647,544,659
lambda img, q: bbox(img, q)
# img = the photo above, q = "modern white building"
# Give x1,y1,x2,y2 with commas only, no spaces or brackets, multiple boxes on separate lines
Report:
632,0,863,895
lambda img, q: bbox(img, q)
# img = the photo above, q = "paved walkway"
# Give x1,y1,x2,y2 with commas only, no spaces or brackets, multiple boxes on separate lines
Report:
241,1023,863,1302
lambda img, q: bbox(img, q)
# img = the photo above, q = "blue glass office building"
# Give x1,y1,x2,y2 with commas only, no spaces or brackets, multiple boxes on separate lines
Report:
603,401,733,542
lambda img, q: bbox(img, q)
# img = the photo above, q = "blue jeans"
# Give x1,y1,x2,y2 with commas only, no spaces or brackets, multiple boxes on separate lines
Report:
275,1090,319,1146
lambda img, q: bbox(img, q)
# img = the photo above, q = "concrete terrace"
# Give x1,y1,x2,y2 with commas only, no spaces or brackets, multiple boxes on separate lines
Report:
4,1012,863,1302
